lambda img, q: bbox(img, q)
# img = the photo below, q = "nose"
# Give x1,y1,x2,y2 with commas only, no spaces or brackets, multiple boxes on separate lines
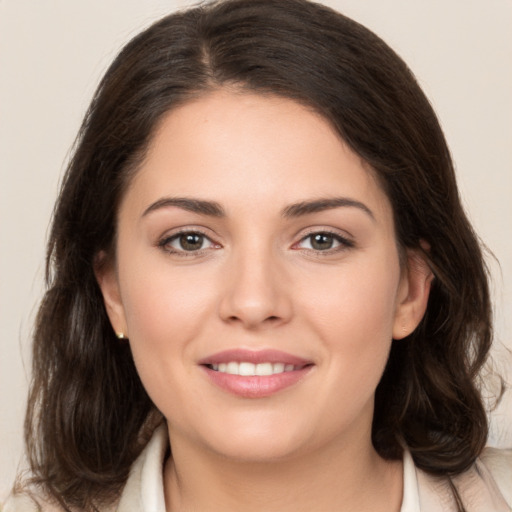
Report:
218,248,293,330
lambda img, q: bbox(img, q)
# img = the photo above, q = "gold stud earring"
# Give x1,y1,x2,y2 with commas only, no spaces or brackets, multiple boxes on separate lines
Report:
116,332,127,340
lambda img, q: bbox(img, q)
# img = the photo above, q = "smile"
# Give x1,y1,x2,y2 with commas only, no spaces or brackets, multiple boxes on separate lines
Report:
209,362,297,376
199,349,314,398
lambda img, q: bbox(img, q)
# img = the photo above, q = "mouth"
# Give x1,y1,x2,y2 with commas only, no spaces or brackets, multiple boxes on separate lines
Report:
199,349,314,398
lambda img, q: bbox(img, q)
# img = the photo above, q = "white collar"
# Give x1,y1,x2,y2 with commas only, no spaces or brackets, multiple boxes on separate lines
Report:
401,448,422,512
117,423,168,512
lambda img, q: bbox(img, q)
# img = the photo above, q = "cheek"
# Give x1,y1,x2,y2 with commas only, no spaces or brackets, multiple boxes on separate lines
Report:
305,253,400,334
118,259,217,393
121,251,216,329
301,255,401,389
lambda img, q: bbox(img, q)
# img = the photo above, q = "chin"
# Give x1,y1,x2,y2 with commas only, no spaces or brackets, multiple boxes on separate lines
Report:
171,407,317,463
207,430,309,463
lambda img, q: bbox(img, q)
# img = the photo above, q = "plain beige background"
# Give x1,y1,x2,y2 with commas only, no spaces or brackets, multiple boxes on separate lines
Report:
1,0,511,499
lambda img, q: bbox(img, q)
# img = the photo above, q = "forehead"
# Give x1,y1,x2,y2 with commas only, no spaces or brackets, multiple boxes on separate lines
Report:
122,89,392,222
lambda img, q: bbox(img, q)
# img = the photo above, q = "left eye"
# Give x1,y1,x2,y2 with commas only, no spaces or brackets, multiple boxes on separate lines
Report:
161,232,215,252
296,232,349,251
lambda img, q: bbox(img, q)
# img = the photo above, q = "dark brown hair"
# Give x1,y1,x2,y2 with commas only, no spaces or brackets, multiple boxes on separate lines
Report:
22,0,492,509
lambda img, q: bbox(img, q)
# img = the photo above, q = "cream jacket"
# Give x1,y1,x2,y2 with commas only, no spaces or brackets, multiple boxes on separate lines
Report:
4,424,512,511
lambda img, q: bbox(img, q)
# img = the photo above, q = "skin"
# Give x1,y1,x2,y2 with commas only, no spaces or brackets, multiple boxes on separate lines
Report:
97,89,432,512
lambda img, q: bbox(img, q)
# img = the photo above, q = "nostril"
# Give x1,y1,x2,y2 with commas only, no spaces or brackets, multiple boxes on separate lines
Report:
226,314,281,325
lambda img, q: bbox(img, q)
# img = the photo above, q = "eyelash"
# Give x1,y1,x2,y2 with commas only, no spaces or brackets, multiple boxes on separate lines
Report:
157,229,354,257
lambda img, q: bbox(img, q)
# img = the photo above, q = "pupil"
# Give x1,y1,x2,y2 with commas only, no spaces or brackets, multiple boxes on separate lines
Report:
311,233,333,250
180,233,203,251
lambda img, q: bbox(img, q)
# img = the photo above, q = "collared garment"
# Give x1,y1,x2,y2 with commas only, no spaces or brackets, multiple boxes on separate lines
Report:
4,424,512,511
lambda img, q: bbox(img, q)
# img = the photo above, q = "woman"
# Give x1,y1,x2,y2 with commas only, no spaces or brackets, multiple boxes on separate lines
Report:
4,0,511,510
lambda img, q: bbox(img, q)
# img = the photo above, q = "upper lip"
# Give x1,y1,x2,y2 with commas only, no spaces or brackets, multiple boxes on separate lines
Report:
198,349,312,367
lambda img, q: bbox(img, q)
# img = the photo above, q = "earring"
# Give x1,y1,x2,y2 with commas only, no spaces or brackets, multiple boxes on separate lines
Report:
116,332,127,340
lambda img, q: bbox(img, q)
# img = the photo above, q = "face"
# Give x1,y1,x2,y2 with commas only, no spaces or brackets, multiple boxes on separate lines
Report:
98,89,431,462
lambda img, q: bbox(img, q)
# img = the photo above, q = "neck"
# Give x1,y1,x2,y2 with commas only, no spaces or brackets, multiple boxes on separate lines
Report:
163,424,403,512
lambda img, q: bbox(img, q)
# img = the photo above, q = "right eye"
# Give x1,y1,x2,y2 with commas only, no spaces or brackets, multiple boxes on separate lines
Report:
158,231,218,254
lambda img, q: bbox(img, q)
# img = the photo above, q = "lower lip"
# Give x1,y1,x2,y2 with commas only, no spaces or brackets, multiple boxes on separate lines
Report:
201,366,312,398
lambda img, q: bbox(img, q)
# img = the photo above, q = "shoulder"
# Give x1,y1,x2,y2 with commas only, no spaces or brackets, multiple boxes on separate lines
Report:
416,447,512,511
2,490,61,512
2,425,168,512
477,446,512,505
2,486,117,512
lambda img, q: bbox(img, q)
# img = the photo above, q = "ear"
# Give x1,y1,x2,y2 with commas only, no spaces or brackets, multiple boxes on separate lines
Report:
94,251,128,337
392,247,434,340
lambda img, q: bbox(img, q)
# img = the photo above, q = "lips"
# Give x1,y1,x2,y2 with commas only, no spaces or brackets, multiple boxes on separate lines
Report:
199,349,313,398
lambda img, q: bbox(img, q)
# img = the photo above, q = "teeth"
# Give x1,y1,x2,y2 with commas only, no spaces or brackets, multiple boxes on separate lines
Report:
227,362,238,374
210,362,297,376
256,362,273,376
273,363,285,373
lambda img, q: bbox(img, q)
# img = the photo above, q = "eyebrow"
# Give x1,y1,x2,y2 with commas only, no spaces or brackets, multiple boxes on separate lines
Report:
142,197,225,217
282,197,375,221
142,196,374,221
